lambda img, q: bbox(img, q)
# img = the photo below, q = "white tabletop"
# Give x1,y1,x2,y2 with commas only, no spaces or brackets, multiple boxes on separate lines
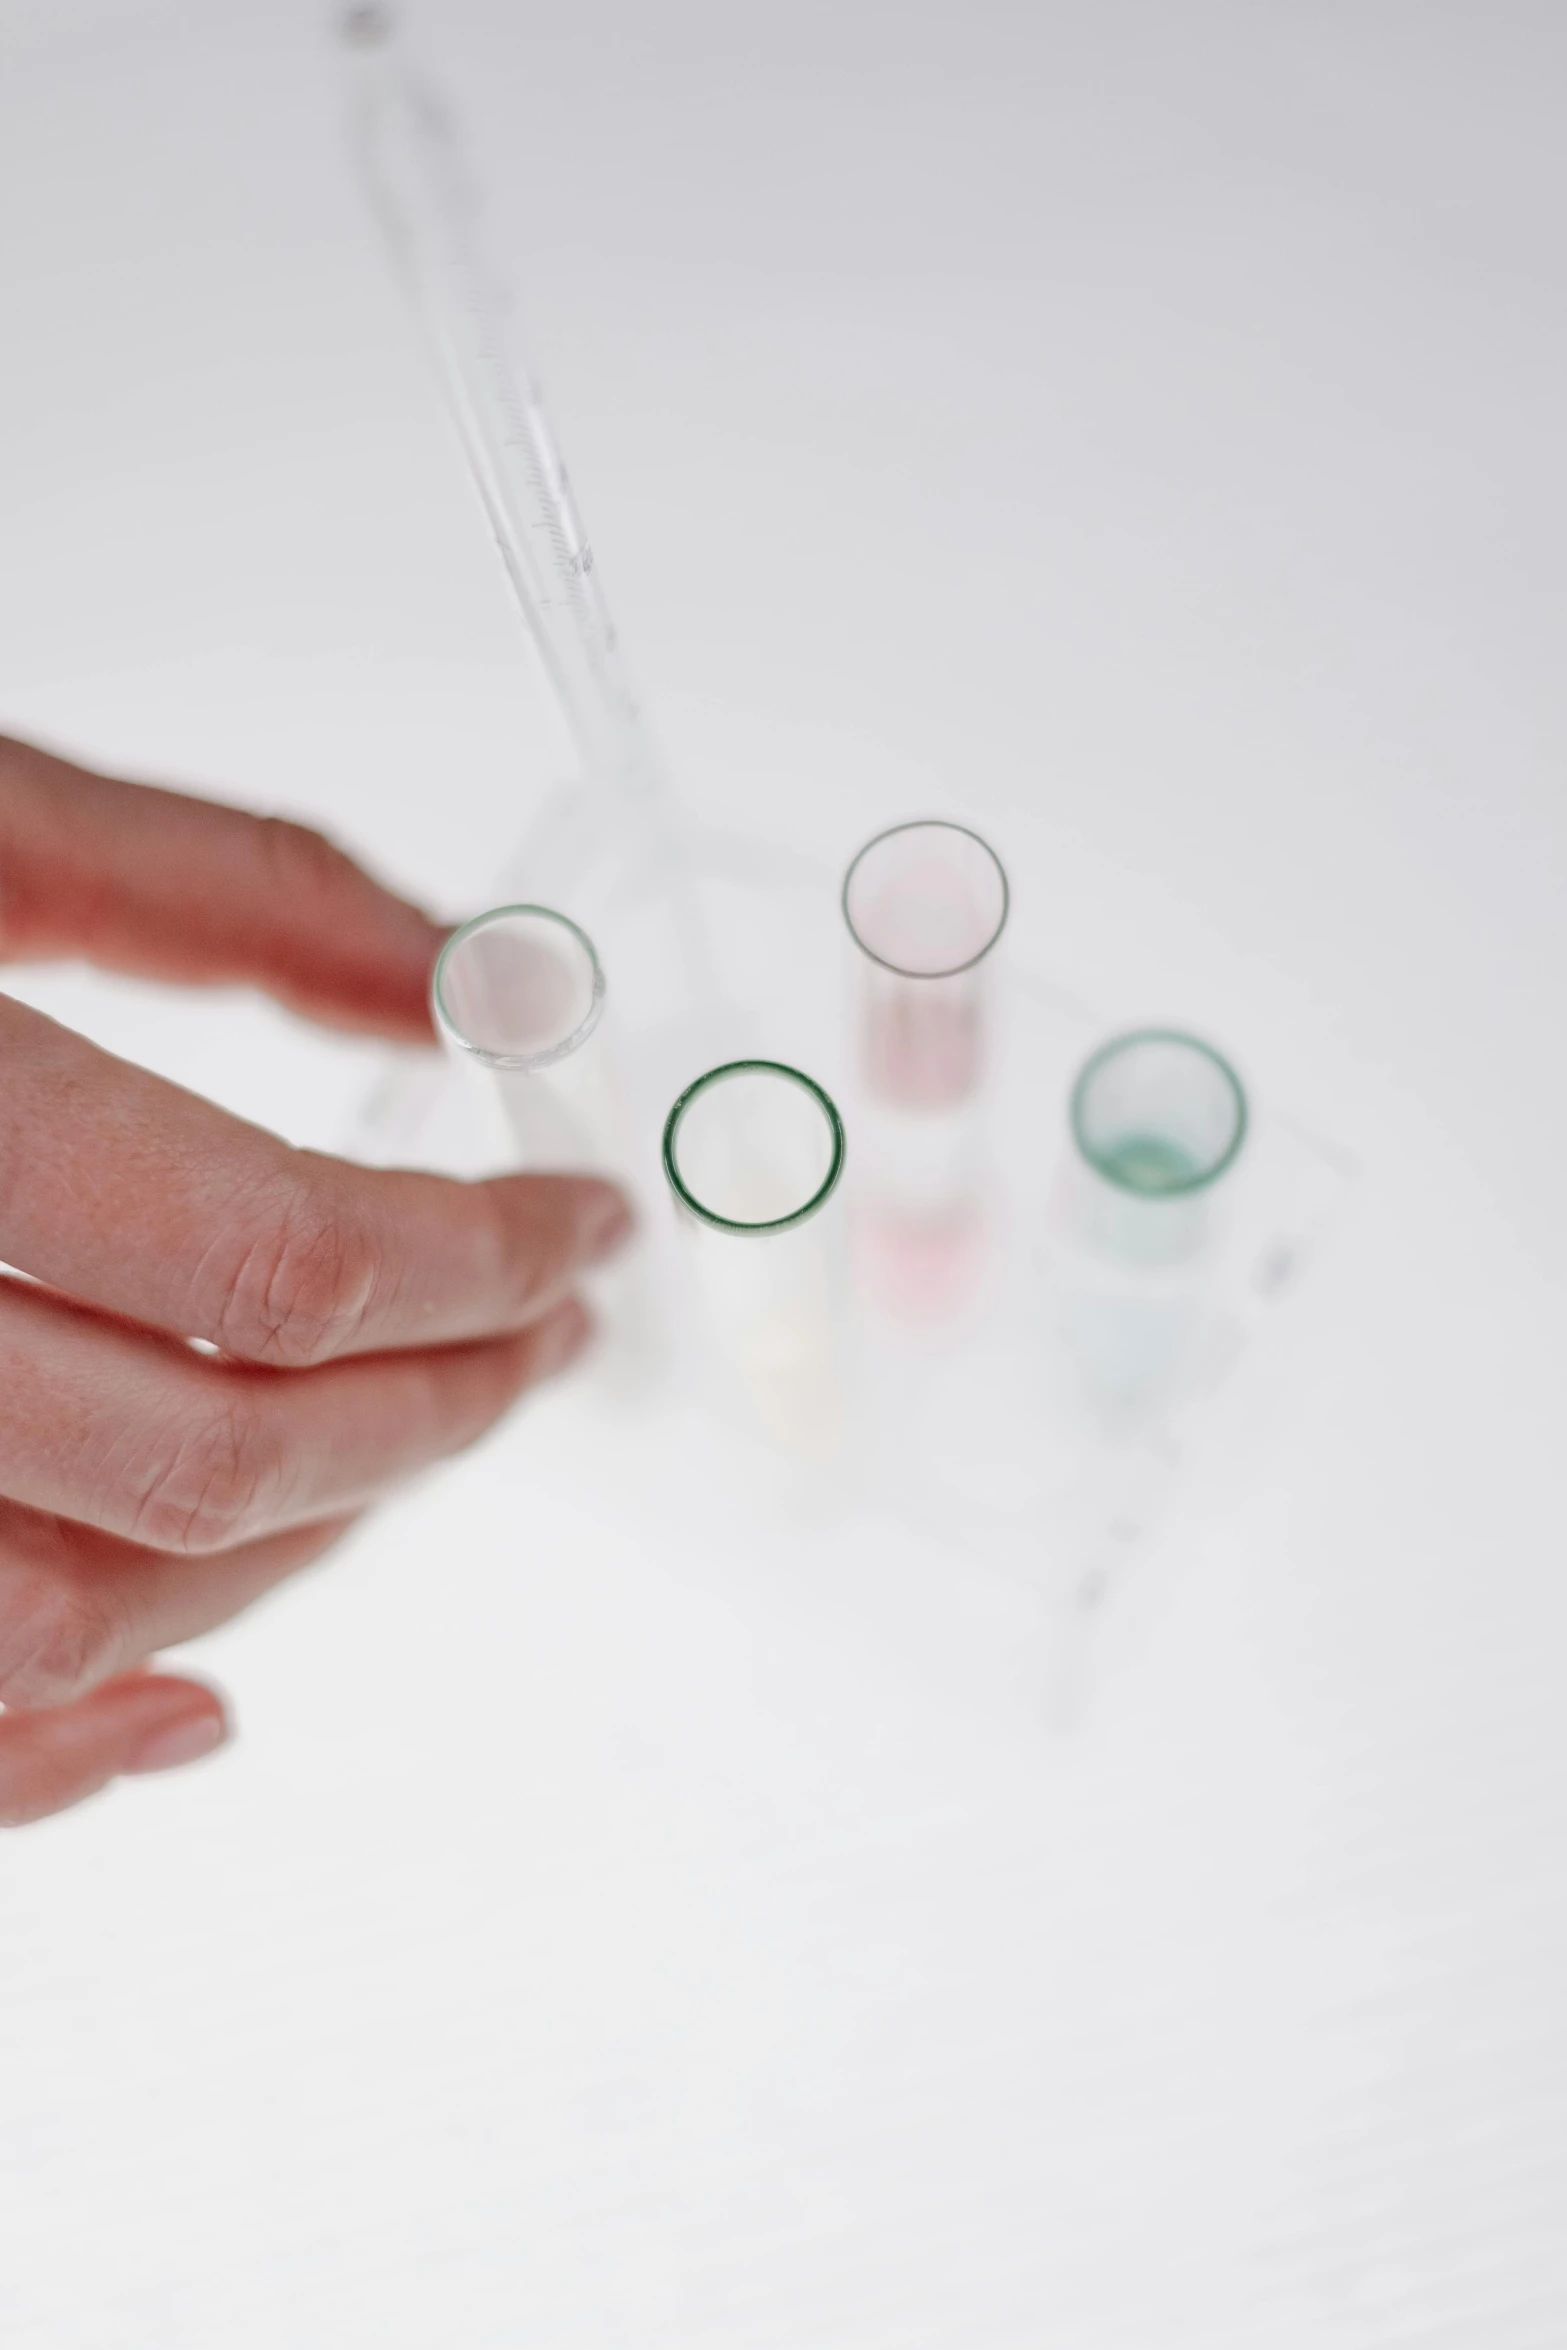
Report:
2,4,1565,2344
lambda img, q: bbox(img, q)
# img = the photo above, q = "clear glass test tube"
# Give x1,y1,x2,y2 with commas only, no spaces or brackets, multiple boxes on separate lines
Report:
1053,1028,1248,1409
842,820,1009,1109
1068,1028,1248,1264
432,904,616,1172
435,904,652,1387
842,821,1007,1320
662,1061,848,1461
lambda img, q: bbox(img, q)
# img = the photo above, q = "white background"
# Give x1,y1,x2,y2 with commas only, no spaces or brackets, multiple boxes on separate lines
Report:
2,3,1565,2343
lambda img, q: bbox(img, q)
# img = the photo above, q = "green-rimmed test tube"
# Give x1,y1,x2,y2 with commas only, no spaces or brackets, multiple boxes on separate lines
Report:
1070,1028,1247,1261
663,1061,848,1460
1055,1028,1249,1409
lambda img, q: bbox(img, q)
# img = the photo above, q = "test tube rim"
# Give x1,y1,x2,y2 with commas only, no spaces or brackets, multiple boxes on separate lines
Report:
432,902,606,1072
841,818,1011,980
1070,1026,1249,1199
662,1060,847,1236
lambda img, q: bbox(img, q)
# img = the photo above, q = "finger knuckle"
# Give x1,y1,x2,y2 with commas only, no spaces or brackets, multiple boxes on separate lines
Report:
128,1401,284,1555
258,814,360,906
0,1567,119,1708
215,1175,378,1368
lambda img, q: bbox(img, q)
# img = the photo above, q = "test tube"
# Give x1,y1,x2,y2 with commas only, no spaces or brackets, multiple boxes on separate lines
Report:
842,820,1009,1108
1069,1029,1247,1262
1053,1028,1248,1408
435,904,654,1385
842,821,1007,1318
432,904,615,1171
662,1061,848,1461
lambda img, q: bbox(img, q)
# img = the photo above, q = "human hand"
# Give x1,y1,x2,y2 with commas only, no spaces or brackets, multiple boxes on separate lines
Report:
0,735,630,1826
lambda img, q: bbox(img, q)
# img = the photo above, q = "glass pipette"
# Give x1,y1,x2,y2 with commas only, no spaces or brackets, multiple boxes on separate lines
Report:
340,4,749,1170
340,5,663,811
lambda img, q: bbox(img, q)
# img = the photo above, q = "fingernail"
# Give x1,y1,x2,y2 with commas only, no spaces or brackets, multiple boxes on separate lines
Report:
537,1298,592,1376
124,1709,228,1776
584,1189,634,1264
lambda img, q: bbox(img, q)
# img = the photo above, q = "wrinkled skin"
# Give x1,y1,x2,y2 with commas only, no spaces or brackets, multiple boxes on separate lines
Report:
0,734,630,1826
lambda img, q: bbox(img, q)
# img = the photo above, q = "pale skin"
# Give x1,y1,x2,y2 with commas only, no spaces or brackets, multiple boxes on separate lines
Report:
0,733,631,1827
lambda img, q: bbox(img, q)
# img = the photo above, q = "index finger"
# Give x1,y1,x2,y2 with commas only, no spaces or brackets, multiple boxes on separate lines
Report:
0,994,631,1364
0,734,445,1041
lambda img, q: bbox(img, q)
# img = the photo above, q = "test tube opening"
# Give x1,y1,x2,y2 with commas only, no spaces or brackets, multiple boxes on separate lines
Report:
843,822,1008,1112
433,905,605,1073
1071,1030,1247,1197
842,820,1009,980
663,1062,845,1233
